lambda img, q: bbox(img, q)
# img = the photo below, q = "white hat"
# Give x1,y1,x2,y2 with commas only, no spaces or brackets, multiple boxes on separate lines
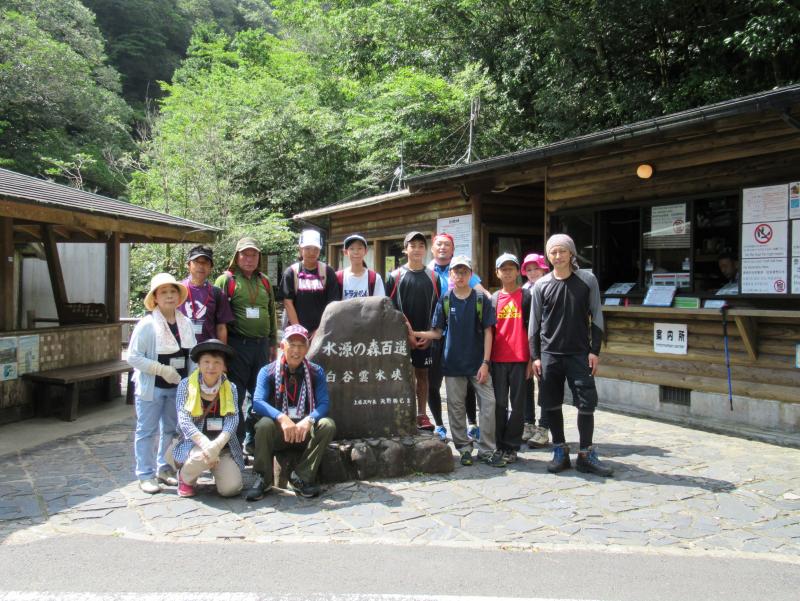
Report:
299,229,322,249
144,273,188,311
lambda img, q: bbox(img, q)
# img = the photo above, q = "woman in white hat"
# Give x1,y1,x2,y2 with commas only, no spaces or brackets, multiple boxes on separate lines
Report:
128,273,197,494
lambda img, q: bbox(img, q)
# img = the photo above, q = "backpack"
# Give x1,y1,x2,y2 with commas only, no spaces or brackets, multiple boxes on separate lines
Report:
224,270,271,301
388,264,440,301
336,268,376,299
442,289,486,335
290,261,327,293
491,287,532,330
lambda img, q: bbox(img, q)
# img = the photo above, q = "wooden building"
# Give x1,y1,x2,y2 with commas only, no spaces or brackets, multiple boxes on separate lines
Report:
296,85,800,439
0,168,218,423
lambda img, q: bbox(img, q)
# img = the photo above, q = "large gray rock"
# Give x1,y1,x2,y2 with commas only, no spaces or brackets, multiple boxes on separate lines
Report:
308,297,416,439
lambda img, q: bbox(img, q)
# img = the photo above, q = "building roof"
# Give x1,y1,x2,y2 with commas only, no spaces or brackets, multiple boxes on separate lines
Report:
406,84,800,188
0,168,219,243
294,188,411,220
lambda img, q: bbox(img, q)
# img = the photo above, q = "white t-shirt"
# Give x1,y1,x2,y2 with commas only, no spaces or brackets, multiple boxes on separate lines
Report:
342,268,386,299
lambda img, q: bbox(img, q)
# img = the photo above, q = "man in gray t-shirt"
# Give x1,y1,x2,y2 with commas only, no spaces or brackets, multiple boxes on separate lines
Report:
529,234,613,477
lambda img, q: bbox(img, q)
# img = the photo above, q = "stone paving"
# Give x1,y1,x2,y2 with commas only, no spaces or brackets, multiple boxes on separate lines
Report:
1,406,799,560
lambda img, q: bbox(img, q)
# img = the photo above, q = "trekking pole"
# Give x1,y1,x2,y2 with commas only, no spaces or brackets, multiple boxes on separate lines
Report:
720,304,733,411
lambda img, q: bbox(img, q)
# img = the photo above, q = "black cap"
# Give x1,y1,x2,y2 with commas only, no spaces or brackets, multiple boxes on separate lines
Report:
187,245,214,264
403,231,426,246
343,233,368,249
190,339,235,363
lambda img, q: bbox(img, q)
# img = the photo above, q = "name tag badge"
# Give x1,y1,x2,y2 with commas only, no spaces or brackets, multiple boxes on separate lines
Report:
287,405,301,419
206,417,223,432
191,320,204,335
170,356,186,370
246,306,260,319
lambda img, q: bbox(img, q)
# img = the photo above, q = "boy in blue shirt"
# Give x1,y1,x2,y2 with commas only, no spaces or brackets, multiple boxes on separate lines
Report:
413,256,506,468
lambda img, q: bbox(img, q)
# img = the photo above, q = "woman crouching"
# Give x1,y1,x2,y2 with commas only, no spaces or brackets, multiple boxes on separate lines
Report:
172,339,244,497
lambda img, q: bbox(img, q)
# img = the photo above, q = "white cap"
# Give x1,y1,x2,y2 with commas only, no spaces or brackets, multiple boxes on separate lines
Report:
299,229,322,249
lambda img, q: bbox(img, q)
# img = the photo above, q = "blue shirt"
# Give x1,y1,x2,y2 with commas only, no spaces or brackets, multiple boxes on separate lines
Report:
252,360,330,422
433,290,496,377
430,261,481,295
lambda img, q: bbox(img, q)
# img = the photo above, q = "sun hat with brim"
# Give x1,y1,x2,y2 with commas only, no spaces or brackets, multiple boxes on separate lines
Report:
282,324,310,343
190,338,236,363
343,233,368,249
495,252,520,270
227,237,262,270
450,255,473,271
521,253,549,272
144,273,188,311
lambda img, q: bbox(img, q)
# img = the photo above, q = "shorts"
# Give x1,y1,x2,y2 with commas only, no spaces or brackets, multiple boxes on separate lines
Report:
538,352,598,413
410,347,433,369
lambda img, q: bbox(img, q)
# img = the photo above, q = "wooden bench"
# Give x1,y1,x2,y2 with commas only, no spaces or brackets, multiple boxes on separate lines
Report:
23,359,133,421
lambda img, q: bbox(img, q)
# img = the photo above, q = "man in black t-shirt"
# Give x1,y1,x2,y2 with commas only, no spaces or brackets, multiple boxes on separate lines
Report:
529,233,613,477
384,231,439,431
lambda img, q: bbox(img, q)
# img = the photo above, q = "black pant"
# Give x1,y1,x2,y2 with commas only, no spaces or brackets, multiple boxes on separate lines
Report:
492,362,527,451
524,377,549,428
227,335,271,440
538,352,598,412
428,340,477,427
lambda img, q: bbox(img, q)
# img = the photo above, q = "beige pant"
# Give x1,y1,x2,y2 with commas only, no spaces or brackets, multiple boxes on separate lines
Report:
175,446,243,497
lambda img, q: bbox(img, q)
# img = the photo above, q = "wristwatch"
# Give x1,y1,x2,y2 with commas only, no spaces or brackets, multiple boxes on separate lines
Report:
306,415,316,425
482,359,490,366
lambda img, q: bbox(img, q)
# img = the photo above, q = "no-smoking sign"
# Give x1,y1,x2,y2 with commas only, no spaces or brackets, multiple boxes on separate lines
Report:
672,219,685,234
753,223,773,244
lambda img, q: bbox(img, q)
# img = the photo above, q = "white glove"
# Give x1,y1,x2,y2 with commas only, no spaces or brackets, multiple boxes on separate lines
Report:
154,363,182,385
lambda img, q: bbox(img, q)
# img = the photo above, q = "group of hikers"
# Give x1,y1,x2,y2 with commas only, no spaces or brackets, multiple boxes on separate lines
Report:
127,227,612,501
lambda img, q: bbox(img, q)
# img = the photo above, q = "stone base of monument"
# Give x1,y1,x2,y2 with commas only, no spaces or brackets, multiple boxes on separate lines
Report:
271,433,454,487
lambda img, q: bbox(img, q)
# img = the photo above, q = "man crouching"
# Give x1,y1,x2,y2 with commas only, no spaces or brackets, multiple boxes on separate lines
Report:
245,324,336,500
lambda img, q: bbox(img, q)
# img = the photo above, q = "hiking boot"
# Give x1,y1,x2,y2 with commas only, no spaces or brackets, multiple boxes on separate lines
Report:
503,450,518,464
467,424,480,441
156,466,178,486
576,447,614,477
522,423,536,442
138,478,161,494
416,414,435,431
460,450,473,466
245,474,271,502
434,425,447,441
479,450,507,468
528,426,550,448
177,474,196,498
289,471,321,498
547,443,571,473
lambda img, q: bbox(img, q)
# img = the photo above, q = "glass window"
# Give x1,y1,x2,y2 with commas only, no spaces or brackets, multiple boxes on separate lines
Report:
642,203,692,290
551,213,594,269
595,208,641,291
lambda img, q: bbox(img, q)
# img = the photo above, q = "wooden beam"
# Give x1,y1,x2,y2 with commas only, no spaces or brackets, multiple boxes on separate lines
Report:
0,217,14,330
41,224,69,323
13,224,43,239
105,232,121,323
733,316,759,361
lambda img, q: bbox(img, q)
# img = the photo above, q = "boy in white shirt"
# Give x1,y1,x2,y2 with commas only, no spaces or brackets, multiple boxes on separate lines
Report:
336,234,386,299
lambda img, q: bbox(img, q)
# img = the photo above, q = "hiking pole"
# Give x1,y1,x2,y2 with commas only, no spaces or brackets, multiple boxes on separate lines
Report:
720,304,733,411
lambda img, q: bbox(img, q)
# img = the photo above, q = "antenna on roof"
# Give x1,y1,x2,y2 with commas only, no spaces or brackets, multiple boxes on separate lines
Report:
455,97,480,165
390,142,405,191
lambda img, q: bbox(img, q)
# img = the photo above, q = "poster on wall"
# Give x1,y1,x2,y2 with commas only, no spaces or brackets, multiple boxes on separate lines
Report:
742,184,788,223
741,220,788,259
436,214,473,259
741,258,788,294
17,335,40,375
0,337,19,381
793,220,800,257
653,323,688,355
792,257,800,295
650,204,687,236
790,182,800,219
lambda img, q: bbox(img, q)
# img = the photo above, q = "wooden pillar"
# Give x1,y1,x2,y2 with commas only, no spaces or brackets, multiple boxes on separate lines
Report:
105,232,120,323
42,224,69,323
0,217,14,330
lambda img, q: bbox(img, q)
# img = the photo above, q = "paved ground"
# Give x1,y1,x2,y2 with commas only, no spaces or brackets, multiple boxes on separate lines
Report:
1,406,799,562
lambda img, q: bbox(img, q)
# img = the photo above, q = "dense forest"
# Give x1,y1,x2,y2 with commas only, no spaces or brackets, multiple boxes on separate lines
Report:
2,0,799,303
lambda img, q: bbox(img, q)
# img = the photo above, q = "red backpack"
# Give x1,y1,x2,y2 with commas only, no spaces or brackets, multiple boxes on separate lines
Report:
336,269,377,298
224,270,272,300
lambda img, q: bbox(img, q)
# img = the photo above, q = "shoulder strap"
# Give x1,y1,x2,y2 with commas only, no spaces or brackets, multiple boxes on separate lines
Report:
336,270,345,299
258,272,271,295
522,287,532,329
224,270,236,301
425,266,440,298
491,290,499,312
318,261,327,290
291,262,300,293
389,266,406,299
476,293,484,327
368,269,376,296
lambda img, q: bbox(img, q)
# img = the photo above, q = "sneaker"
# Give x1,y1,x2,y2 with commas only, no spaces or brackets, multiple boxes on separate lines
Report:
245,474,271,502
417,414,435,431
177,474,196,498
467,424,480,441
528,426,550,449
547,443,571,473
479,450,507,468
460,450,473,466
288,471,321,498
521,423,536,442
503,450,518,464
156,466,178,486
434,425,447,441
138,478,161,494
576,447,614,477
